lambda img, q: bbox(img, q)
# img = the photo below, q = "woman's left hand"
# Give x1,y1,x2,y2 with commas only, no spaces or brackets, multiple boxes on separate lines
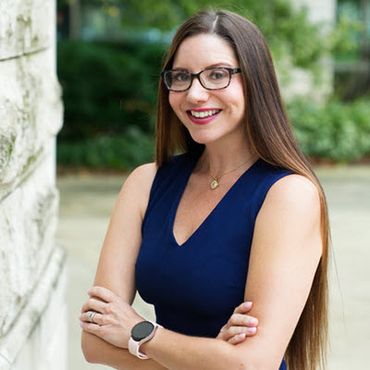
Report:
216,301,258,344
79,286,144,349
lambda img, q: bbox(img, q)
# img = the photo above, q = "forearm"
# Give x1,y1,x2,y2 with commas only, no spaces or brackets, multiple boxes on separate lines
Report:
82,331,168,370
142,328,246,370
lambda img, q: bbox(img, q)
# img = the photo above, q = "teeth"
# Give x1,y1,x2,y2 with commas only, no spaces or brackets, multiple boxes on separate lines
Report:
190,109,220,118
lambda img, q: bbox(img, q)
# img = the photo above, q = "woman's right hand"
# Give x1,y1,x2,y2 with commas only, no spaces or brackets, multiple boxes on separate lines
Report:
216,301,258,345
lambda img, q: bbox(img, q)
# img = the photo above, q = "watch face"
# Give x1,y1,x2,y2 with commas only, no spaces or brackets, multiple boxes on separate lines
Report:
131,321,155,341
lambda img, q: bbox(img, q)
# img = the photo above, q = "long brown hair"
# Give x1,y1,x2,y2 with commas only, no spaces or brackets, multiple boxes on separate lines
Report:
155,9,329,370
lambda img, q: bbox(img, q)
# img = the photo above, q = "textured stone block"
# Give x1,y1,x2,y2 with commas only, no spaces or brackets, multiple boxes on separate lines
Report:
0,246,67,370
0,148,58,337
0,47,63,195
0,0,66,368
0,0,54,60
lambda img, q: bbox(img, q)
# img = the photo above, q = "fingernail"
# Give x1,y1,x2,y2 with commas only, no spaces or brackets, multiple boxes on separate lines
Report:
249,318,258,325
242,302,252,308
247,327,257,334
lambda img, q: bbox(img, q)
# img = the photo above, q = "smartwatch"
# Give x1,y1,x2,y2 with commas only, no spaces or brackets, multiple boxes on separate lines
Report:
128,320,162,359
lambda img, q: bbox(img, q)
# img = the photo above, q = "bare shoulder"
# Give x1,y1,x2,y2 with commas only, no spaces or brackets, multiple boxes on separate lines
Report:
118,162,158,217
265,174,321,214
256,174,322,242
253,173,323,241
124,162,157,185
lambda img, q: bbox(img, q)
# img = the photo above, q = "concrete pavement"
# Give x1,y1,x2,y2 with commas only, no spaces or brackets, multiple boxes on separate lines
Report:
56,165,370,369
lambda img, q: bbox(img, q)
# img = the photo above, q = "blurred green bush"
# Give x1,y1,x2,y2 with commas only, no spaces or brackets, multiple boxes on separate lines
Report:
289,98,370,162
57,127,154,170
57,39,165,170
58,39,165,139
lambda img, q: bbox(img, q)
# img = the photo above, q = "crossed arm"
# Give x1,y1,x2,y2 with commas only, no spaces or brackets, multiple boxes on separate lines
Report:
81,298,255,370
80,164,322,370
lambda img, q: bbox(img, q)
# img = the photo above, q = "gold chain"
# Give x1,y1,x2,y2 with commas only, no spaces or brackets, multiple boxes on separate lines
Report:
209,157,253,190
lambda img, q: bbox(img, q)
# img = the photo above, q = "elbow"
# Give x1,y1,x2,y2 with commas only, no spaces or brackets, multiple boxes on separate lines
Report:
81,331,98,364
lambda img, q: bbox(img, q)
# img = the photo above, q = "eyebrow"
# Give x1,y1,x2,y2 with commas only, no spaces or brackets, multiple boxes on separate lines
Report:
171,62,234,71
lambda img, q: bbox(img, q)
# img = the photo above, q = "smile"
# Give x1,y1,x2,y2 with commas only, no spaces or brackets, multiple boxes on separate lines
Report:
189,109,221,118
186,109,222,125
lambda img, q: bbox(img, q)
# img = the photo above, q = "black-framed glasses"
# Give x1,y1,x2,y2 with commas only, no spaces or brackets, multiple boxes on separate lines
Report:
161,67,241,92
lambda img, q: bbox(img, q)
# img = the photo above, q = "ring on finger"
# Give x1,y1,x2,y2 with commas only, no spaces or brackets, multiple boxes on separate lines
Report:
87,311,97,323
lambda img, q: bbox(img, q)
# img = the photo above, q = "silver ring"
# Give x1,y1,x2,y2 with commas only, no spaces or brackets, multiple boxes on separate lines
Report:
87,311,96,323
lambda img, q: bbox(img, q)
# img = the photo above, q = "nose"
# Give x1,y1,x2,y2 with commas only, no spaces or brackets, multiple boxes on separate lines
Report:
186,77,209,104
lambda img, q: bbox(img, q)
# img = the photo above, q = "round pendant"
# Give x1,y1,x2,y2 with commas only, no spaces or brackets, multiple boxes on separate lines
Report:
210,179,219,190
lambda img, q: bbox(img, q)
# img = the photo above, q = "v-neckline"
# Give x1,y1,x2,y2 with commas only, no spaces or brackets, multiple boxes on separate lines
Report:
170,156,261,247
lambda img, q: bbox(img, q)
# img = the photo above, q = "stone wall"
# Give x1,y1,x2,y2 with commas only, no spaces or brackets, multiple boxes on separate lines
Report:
0,1,66,369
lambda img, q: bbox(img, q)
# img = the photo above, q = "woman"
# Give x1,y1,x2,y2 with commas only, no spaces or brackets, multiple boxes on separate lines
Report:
80,9,329,370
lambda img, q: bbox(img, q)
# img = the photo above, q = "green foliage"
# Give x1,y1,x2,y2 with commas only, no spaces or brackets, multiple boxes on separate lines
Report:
57,39,162,170
329,14,364,61
57,39,166,140
332,0,368,61
116,0,326,72
288,98,370,162
57,127,154,170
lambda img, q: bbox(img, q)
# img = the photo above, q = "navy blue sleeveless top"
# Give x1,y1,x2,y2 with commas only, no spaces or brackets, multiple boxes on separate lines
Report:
136,153,291,369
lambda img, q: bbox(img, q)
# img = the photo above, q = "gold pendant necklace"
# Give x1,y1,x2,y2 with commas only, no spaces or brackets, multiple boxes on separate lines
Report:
210,178,220,190
209,158,253,190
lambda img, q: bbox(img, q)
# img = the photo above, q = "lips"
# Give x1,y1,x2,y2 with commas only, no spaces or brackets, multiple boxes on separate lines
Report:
186,108,222,125
189,109,221,118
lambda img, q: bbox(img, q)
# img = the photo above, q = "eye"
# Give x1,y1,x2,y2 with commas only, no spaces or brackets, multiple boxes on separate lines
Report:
208,68,228,80
172,71,191,82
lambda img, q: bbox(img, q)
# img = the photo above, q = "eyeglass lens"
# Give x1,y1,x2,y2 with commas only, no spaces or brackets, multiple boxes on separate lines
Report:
164,68,232,91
